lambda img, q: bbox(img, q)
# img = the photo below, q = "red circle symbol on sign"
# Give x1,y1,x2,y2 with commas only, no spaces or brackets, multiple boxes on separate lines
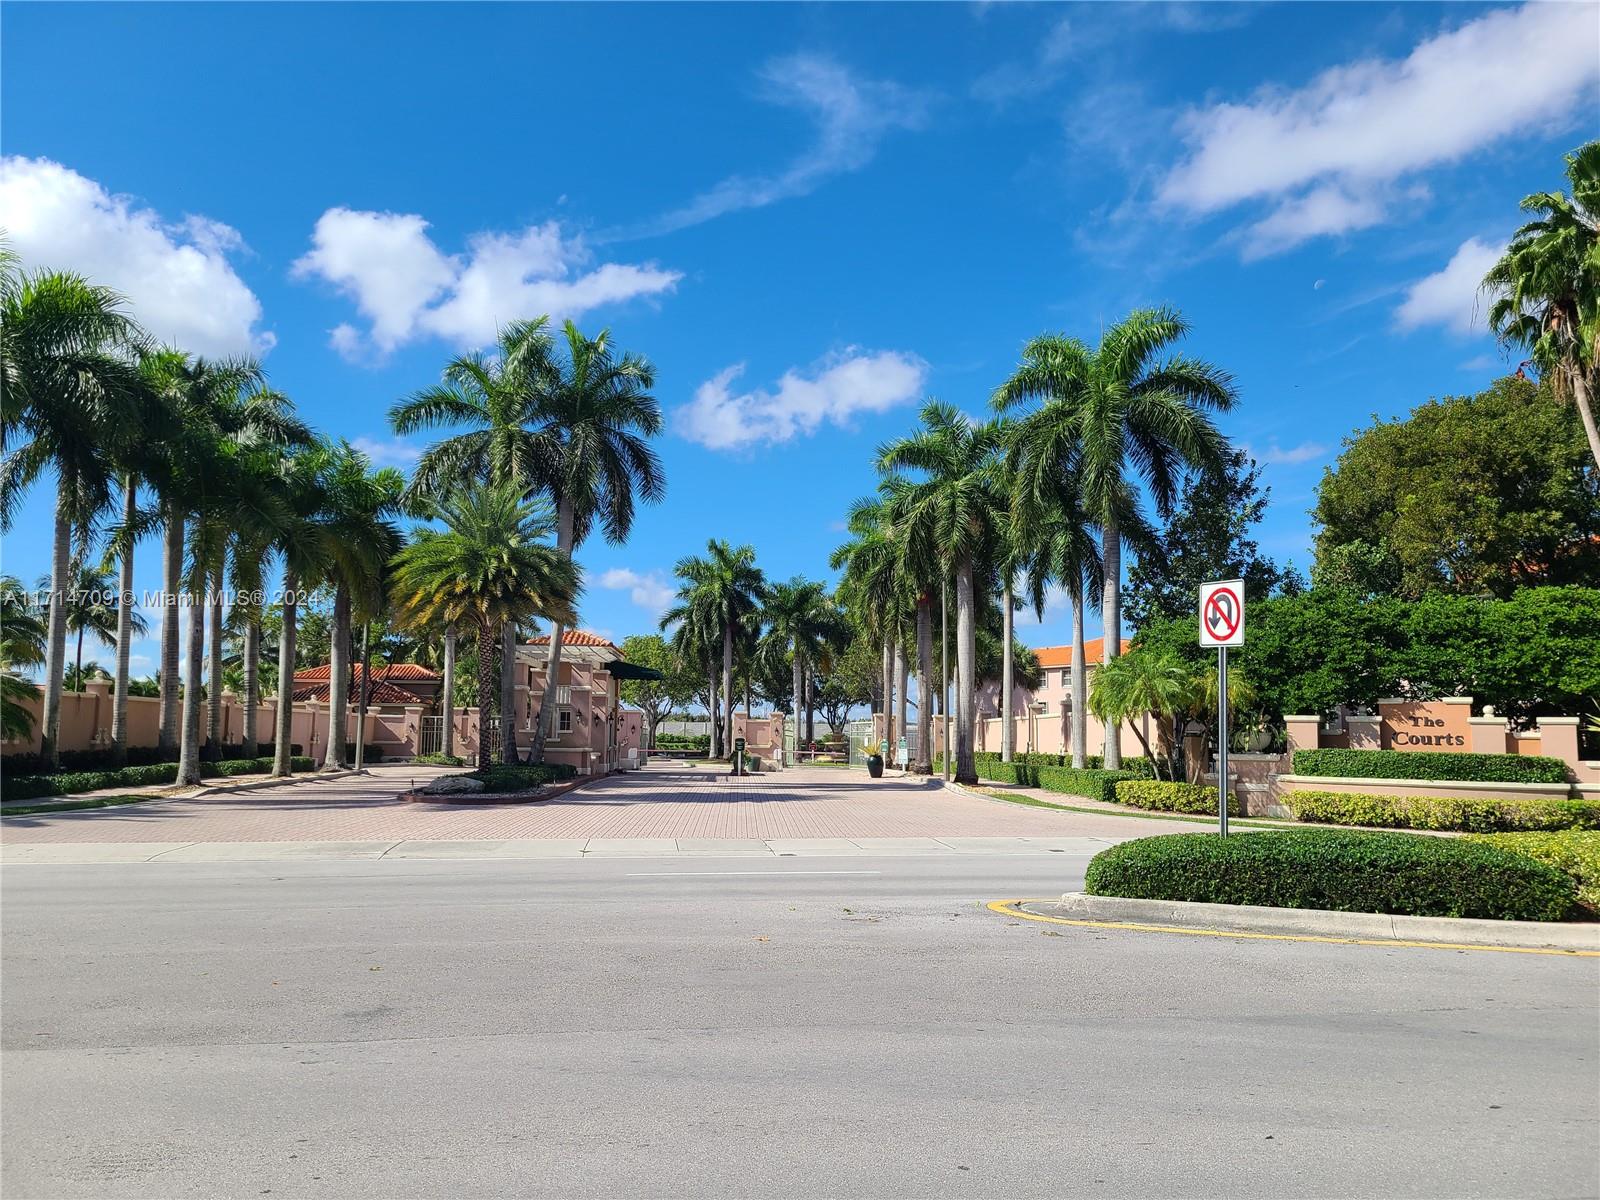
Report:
1204,588,1240,639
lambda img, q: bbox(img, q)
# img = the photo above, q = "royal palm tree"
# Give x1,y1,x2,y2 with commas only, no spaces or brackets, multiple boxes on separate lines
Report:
831,492,910,756
876,403,1007,784
1484,141,1600,469
661,586,722,754
0,574,46,741
994,308,1237,768
663,541,765,756
1,252,146,767
390,483,581,771
39,561,149,695
758,576,845,761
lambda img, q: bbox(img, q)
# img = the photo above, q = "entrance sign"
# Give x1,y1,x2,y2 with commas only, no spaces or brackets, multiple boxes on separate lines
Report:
1199,579,1245,647
896,736,909,767
1198,579,1245,837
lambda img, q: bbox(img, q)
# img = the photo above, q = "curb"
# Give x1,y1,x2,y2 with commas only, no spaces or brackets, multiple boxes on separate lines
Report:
1002,893,1600,954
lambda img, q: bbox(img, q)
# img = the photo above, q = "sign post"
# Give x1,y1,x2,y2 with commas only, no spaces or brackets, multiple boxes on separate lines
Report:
1198,579,1245,836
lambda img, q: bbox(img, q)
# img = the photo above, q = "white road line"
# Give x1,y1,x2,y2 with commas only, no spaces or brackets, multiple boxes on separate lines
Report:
624,870,882,877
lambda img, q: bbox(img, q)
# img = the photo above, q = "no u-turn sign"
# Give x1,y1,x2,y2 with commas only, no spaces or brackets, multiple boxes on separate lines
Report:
1199,579,1245,647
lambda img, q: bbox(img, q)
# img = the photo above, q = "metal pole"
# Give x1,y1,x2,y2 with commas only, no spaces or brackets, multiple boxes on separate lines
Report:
941,577,950,781
1217,644,1229,837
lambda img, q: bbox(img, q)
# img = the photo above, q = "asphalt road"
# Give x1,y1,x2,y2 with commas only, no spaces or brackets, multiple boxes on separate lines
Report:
3,853,1596,1199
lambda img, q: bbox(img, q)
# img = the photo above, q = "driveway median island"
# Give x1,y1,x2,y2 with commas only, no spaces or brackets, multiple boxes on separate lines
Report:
400,763,585,805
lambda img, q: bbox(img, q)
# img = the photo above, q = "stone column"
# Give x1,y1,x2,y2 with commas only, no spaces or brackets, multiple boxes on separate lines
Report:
1538,717,1581,780
1469,706,1509,755
1347,714,1381,750
403,705,424,759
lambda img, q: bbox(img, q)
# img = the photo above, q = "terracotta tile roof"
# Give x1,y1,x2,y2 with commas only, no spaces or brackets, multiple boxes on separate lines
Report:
290,678,422,706
295,662,438,682
1033,638,1131,669
526,630,620,651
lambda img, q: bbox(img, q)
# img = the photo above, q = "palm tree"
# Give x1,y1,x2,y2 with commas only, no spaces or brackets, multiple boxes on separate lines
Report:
1087,647,1195,780
316,442,403,769
664,541,765,756
1,574,46,741
267,446,338,777
994,308,1237,769
1,253,146,767
390,483,581,771
759,576,845,762
39,561,148,694
831,492,909,757
393,319,665,765
1484,141,1600,469
661,586,722,754
877,403,1008,784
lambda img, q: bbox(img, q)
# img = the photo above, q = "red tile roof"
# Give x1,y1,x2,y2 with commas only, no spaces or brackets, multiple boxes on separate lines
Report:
290,678,422,706
526,630,619,651
295,662,438,681
290,662,439,706
1033,638,1131,669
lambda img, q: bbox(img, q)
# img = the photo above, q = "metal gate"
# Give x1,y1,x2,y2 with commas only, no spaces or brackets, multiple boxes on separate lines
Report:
418,715,444,757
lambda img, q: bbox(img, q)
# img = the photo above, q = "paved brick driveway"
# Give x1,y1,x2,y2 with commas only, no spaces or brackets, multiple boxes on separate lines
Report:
0,762,1166,844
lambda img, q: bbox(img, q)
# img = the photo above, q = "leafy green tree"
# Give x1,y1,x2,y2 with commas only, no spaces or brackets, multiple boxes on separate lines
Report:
1476,587,1600,727
1311,375,1600,599
1484,141,1600,469
813,631,879,739
1124,447,1294,631
617,633,700,748
994,307,1237,768
390,484,580,771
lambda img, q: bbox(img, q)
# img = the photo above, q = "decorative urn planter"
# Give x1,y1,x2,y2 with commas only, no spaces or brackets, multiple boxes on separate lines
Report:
866,754,884,778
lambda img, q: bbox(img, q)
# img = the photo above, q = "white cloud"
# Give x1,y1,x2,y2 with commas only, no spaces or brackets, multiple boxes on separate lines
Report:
292,208,681,360
1245,441,1329,466
0,156,273,357
598,568,675,616
1014,583,1069,626
1159,4,1599,254
351,436,422,468
1395,236,1504,335
620,55,930,238
677,349,928,452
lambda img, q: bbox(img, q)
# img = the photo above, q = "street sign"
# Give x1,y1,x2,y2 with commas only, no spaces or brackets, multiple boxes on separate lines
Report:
1199,579,1245,648
895,736,909,767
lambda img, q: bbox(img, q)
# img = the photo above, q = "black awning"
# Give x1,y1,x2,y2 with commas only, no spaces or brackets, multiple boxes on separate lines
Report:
603,659,664,682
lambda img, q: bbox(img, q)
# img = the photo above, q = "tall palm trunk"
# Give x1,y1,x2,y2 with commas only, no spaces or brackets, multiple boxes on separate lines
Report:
1100,509,1122,770
913,597,933,773
954,559,977,784
1000,576,1014,763
159,508,183,751
531,498,575,763
707,656,720,757
110,475,136,766
894,634,907,767
804,675,815,745
792,644,804,767
326,583,351,769
1070,588,1088,769
442,624,457,758
271,569,298,777
1570,368,1600,471
475,622,497,772
177,583,205,785
205,561,224,760
500,623,518,765
880,633,894,751
241,613,259,753
40,480,71,767
721,619,734,758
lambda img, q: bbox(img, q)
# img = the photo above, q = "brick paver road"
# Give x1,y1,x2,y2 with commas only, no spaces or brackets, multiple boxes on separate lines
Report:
0,762,1173,844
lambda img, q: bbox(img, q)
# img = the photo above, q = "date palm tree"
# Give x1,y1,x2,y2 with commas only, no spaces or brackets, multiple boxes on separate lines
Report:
1484,140,1600,469
993,308,1237,768
393,319,665,764
390,483,580,771
876,402,1007,784
1,251,146,767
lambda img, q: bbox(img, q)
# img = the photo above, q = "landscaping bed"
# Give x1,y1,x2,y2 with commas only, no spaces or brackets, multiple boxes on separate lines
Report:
5,755,316,801
1289,789,1600,833
403,763,581,804
1084,829,1583,921
1292,747,1570,785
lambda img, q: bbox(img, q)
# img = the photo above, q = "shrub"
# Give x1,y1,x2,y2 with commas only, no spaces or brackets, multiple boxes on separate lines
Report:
466,763,578,794
1292,747,1570,785
1113,779,1244,817
1468,831,1600,914
1035,767,1138,804
414,752,466,766
977,760,1035,785
1084,829,1576,921
1288,790,1600,833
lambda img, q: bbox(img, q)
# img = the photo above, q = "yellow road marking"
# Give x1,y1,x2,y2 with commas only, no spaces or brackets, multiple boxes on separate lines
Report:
986,900,1600,957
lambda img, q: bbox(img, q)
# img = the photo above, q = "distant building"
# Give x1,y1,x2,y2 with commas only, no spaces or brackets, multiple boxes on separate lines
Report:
975,638,1132,720
291,662,442,711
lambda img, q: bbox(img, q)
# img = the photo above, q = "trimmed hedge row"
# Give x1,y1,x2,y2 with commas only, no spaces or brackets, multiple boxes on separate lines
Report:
414,753,467,767
1084,830,1577,921
6,756,315,801
1288,790,1600,833
466,763,579,794
1292,747,1569,785
1035,766,1139,804
2,742,300,776
1113,780,1244,817
1468,832,1600,914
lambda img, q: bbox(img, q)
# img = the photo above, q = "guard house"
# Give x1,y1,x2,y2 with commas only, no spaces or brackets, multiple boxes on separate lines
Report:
514,631,653,775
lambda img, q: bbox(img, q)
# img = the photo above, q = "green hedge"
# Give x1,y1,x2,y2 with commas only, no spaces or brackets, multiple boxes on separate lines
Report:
1469,831,1600,914
466,763,579,794
414,752,466,767
1084,830,1576,921
1292,747,1570,785
1035,766,1138,804
1113,780,1244,817
5,755,314,801
1288,790,1600,833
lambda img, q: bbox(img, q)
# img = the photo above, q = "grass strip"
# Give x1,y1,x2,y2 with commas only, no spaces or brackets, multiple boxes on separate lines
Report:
2,793,161,817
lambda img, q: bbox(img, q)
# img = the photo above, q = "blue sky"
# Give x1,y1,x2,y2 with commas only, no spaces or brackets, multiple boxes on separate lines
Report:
3,1,1596,678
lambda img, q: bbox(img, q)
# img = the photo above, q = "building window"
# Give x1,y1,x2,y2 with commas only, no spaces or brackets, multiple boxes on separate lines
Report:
1061,669,1071,687
558,709,573,734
